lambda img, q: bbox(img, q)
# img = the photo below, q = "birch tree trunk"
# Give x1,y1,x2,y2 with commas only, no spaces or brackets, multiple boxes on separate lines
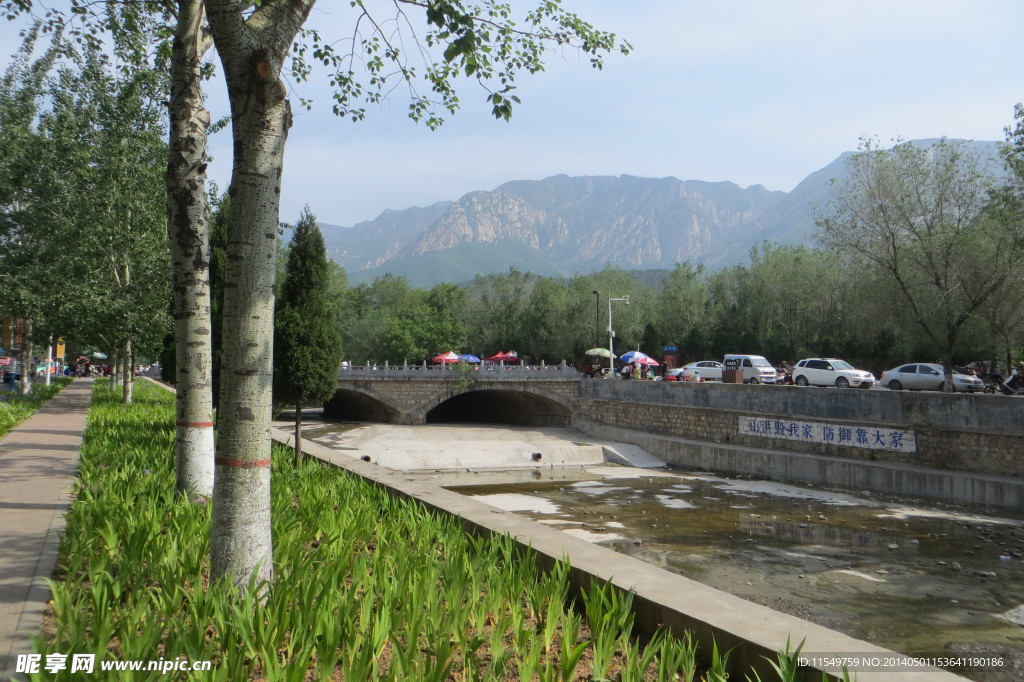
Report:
206,0,315,590
293,403,303,466
167,0,215,500
109,349,119,391
18,318,32,396
122,338,134,404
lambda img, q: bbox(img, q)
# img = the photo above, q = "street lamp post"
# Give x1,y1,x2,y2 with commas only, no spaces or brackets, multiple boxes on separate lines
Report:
592,290,600,347
608,296,629,376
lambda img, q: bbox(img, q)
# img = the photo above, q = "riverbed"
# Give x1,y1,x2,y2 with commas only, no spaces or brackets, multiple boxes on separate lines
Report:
300,419,1024,680
454,470,1024,681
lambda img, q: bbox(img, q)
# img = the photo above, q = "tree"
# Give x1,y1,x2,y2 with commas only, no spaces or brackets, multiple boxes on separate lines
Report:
274,208,343,466
203,0,626,588
463,267,535,354
1,27,171,400
657,262,709,354
817,137,1023,388
167,0,217,500
48,39,171,404
0,30,61,394
978,105,1024,372
2,0,218,494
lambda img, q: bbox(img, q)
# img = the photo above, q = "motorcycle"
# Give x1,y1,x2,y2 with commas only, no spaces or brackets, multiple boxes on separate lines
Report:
966,361,1004,394
1000,374,1024,396
775,364,794,385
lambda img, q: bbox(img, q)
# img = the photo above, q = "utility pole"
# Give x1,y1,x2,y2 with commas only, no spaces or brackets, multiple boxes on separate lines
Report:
608,296,629,376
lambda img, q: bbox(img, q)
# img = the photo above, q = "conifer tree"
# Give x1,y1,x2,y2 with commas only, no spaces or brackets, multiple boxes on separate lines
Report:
274,207,343,466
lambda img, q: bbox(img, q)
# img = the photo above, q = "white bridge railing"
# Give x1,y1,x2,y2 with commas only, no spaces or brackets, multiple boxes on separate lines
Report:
339,362,582,380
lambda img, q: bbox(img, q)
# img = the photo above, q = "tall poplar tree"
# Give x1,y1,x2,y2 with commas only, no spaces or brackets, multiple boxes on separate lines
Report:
817,138,1023,387
274,208,342,466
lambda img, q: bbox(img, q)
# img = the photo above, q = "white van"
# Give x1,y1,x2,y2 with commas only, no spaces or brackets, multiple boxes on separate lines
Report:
722,354,777,384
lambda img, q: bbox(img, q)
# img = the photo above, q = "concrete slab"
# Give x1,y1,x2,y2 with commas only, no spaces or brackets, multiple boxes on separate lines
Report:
288,423,619,471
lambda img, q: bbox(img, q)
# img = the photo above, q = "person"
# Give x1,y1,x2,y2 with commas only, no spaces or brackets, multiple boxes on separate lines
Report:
1010,362,1024,390
620,364,631,380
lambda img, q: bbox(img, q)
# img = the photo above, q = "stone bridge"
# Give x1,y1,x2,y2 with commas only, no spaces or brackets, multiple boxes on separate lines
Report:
325,366,1024,508
326,365,582,426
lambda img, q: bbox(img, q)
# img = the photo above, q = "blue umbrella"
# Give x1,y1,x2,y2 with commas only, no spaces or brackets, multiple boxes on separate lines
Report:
620,350,652,364
458,354,481,363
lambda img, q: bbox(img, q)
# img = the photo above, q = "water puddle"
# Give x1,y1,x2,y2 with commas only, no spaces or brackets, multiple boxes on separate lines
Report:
453,470,1024,679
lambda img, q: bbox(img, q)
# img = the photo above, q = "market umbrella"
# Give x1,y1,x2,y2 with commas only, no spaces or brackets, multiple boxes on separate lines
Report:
483,351,508,362
432,351,460,363
88,351,108,360
619,350,652,364
584,348,613,358
635,356,660,366
458,354,481,363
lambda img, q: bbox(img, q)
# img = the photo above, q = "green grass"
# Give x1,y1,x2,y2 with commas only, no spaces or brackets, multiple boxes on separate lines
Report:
34,381,845,681
0,378,72,437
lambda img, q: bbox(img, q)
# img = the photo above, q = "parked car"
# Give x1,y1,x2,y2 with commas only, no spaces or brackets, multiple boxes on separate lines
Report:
792,358,875,388
879,363,985,393
722,354,776,384
665,367,702,382
679,360,723,381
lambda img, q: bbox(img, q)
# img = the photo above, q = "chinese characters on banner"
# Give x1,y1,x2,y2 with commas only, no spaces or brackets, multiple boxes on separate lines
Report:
738,415,918,454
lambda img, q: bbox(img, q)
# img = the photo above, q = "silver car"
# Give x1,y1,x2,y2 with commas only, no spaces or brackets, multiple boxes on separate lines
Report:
679,360,723,381
792,358,875,388
880,363,985,393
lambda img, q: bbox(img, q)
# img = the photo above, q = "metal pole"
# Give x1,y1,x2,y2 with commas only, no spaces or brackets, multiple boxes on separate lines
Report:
593,290,600,348
608,296,629,377
608,297,614,376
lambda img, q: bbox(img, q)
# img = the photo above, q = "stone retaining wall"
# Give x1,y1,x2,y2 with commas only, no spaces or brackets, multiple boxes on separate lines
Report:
578,381,1023,478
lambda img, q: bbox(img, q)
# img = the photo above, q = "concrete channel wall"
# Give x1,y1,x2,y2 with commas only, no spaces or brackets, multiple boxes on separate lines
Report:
576,381,1024,508
270,428,968,682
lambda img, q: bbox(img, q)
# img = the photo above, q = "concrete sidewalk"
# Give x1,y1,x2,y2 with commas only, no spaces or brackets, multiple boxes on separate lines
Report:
0,379,92,680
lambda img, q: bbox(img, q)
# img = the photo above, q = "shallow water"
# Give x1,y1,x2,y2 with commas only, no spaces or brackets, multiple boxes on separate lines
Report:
453,471,1024,680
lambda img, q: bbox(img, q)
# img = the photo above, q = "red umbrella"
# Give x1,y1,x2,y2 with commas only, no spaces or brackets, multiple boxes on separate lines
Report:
483,351,508,362
432,351,460,364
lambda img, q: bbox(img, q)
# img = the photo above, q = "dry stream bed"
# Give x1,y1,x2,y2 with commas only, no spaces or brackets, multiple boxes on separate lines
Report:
302,420,1024,680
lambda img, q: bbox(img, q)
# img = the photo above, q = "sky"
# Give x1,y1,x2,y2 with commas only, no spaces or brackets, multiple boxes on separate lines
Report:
4,1,1022,228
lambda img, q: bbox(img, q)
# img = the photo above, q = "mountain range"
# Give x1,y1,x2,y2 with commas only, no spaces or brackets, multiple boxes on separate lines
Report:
319,139,1002,287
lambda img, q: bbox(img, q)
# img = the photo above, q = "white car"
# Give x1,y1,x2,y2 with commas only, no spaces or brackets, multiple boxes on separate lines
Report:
792,358,875,388
879,363,984,393
679,360,723,381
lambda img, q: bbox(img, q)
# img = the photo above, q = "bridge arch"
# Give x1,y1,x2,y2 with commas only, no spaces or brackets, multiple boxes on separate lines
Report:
323,388,404,423
426,388,573,427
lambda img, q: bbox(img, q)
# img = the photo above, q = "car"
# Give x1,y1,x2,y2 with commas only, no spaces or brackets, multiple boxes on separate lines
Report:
665,367,701,382
679,360,723,381
792,358,875,388
722,354,777,384
879,363,985,393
